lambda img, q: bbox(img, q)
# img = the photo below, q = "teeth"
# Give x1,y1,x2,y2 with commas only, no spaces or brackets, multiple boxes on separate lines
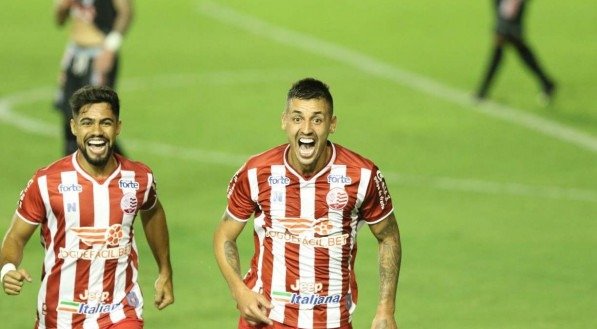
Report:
88,139,106,146
299,138,314,144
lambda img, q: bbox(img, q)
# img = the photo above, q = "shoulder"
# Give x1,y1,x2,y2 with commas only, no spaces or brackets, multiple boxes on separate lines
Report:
332,143,377,170
244,144,287,170
34,155,76,177
116,154,153,174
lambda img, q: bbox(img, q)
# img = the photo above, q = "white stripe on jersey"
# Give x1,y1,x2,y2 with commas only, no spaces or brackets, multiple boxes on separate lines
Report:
326,165,347,327
267,165,287,324
345,168,373,317
131,240,143,319
37,175,53,329
246,168,266,293
298,177,316,328
82,181,110,329
58,171,81,327
142,172,154,209
110,170,136,324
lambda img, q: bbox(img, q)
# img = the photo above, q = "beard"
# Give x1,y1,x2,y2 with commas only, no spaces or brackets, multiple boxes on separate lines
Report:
78,142,114,168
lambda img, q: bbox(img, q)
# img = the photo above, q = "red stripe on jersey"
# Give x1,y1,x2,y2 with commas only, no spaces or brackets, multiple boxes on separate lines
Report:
228,143,394,328
17,154,155,328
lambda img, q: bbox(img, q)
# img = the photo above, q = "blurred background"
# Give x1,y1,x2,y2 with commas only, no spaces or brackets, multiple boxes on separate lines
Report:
1,1,596,328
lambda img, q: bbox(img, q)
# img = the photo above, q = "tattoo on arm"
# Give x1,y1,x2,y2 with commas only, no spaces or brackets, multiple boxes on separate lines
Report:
224,240,241,276
377,219,401,303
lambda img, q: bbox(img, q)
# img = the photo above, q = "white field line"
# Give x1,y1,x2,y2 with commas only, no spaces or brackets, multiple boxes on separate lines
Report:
198,1,597,153
0,76,595,203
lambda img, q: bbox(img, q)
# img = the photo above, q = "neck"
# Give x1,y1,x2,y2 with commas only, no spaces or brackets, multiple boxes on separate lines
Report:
75,152,118,180
290,144,332,178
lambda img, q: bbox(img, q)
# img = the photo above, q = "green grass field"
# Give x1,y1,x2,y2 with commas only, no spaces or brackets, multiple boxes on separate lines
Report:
1,1,596,328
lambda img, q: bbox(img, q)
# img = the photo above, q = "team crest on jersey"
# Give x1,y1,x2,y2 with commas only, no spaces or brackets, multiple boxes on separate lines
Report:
71,224,124,247
120,192,138,214
326,188,348,211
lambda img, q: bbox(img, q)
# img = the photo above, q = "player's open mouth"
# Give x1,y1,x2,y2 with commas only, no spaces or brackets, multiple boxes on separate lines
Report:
298,137,316,158
87,138,108,154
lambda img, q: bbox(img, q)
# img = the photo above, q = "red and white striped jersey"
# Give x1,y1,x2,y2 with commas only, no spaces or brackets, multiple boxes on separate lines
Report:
16,152,157,329
226,143,394,328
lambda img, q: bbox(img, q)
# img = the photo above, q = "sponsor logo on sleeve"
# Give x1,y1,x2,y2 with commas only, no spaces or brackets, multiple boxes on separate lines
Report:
373,170,391,210
17,178,34,209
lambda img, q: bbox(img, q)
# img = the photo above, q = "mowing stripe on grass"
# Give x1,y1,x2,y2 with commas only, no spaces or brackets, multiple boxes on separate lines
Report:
1,83,595,203
198,1,597,153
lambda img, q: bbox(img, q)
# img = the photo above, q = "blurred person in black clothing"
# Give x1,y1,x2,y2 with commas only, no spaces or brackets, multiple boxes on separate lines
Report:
475,0,556,104
54,0,133,155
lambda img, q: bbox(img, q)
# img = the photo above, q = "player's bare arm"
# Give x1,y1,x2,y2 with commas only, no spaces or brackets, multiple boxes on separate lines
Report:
54,0,74,26
369,213,401,329
94,0,134,84
140,199,174,310
0,214,37,295
214,213,273,325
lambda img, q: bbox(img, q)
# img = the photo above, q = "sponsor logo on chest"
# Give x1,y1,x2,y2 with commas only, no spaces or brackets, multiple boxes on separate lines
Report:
327,174,352,185
57,300,122,315
59,224,131,260
58,183,83,194
118,179,140,190
268,175,291,186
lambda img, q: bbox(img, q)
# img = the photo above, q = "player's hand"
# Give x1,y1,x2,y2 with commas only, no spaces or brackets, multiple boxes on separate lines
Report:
92,50,116,85
2,268,32,296
153,274,174,310
371,313,398,329
235,288,273,325
57,0,75,11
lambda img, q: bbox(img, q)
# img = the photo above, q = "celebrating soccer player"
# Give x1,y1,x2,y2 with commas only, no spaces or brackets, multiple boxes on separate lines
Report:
214,78,402,329
0,85,174,328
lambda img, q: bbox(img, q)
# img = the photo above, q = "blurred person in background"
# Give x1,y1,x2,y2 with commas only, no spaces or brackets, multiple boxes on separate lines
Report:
475,0,556,104
214,78,401,329
54,0,133,155
1,85,174,328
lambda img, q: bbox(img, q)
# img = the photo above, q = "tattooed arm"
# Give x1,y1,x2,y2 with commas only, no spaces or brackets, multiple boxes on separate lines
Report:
368,212,401,329
213,212,272,325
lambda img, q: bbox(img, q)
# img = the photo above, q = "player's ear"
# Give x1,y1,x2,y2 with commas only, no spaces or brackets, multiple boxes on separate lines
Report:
281,111,287,130
115,120,122,136
329,115,337,134
70,118,77,135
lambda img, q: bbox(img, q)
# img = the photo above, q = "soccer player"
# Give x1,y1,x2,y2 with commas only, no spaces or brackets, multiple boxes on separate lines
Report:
54,0,133,155
0,85,174,328
213,78,401,329
475,0,556,104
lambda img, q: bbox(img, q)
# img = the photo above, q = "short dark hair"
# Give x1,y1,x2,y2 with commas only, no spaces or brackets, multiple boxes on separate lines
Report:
286,78,334,115
70,85,120,118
